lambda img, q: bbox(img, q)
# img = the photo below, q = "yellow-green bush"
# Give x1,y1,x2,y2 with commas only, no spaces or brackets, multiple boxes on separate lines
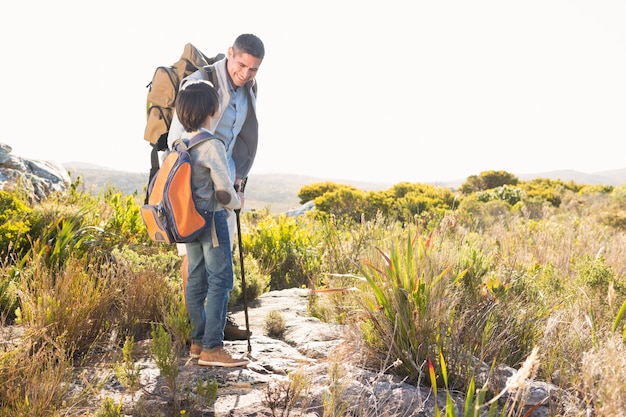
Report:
297,181,352,204
243,214,321,290
0,191,33,258
314,187,371,222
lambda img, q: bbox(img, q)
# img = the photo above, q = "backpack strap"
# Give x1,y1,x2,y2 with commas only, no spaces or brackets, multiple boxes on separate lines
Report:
171,131,217,151
188,130,217,148
144,145,158,205
198,65,217,88
182,130,225,248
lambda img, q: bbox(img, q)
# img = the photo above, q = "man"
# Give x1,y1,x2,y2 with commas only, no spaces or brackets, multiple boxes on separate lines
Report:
167,33,264,341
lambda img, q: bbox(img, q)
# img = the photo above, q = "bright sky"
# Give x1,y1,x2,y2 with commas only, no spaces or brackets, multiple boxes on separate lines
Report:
2,1,625,185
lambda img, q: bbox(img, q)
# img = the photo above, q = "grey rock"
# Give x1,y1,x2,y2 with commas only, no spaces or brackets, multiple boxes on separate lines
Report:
0,143,12,164
0,142,70,202
285,200,315,217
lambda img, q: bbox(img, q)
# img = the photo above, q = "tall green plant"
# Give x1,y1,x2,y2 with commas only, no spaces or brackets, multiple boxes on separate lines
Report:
35,211,105,270
357,228,467,386
114,336,142,401
150,323,181,411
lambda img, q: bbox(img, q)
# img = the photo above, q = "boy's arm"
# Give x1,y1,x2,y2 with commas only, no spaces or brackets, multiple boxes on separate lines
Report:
209,141,241,210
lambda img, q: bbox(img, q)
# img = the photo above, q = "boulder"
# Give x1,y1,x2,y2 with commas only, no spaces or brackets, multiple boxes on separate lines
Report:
0,142,71,203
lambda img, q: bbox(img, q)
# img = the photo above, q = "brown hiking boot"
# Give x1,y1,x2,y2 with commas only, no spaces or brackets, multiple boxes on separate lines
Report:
190,340,202,359
198,346,250,367
224,315,251,341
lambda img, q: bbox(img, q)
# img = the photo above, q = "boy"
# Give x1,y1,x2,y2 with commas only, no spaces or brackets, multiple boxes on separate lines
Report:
175,79,249,367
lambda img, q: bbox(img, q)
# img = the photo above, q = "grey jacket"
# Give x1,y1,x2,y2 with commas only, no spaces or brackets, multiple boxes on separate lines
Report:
167,57,259,181
180,129,241,214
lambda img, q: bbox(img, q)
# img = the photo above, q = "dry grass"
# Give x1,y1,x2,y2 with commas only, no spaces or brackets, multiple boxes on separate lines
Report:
0,332,72,417
0,245,183,415
580,332,626,416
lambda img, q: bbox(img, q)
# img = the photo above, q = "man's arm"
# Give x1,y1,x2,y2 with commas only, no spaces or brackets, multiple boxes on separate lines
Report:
166,111,184,149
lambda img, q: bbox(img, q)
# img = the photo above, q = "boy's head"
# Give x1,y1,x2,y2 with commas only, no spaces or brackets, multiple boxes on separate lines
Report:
175,80,220,132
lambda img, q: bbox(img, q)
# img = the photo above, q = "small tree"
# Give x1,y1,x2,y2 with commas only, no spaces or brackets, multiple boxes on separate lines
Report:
460,170,519,193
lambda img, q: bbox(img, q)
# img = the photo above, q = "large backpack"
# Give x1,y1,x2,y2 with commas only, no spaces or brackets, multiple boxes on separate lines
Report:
140,131,220,244
143,43,224,203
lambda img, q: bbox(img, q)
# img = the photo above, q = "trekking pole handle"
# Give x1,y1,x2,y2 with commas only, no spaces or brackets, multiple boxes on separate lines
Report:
234,177,248,213
237,176,248,194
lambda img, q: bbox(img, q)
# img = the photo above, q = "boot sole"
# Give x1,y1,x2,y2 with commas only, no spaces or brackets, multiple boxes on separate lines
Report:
224,327,252,341
198,358,250,367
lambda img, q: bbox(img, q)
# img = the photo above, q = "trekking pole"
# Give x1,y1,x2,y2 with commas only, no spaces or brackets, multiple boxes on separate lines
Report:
235,177,252,354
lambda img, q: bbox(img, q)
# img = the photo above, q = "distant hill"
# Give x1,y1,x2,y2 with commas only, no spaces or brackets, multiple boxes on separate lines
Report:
63,165,392,214
429,168,626,189
63,162,626,214
517,169,626,186
64,165,148,198
62,164,338,213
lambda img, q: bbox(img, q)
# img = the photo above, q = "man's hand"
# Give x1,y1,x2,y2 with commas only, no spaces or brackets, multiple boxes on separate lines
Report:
236,177,248,193
235,177,247,212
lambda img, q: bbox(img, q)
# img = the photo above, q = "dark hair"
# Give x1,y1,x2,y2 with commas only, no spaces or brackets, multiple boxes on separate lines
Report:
175,80,219,132
233,33,265,59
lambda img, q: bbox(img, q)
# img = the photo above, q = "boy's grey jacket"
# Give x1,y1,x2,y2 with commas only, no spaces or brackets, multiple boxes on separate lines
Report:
180,129,241,214
167,57,259,181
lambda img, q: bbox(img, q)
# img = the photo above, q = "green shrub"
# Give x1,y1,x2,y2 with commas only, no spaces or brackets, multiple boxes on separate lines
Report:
265,309,286,338
314,187,371,222
114,336,142,400
357,229,467,387
460,170,519,193
297,181,348,204
476,185,525,206
102,190,148,245
150,323,180,410
244,214,321,290
386,182,456,224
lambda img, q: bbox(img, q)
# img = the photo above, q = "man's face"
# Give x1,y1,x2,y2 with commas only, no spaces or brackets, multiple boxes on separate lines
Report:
226,47,263,88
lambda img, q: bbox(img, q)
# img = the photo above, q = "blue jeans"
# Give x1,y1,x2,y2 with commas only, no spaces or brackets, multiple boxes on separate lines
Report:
185,209,234,350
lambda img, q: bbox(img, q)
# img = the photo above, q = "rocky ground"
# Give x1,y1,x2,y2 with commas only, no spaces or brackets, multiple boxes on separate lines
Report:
21,287,563,416
72,288,449,416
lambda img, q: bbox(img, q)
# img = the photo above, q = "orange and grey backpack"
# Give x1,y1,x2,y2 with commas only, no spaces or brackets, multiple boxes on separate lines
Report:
140,131,220,244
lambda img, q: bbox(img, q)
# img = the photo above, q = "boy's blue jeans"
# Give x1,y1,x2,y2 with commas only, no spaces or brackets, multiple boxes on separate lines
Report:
185,209,233,350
